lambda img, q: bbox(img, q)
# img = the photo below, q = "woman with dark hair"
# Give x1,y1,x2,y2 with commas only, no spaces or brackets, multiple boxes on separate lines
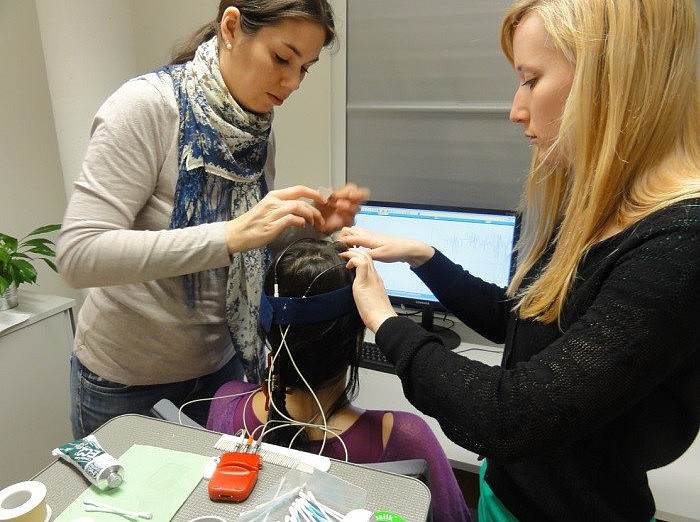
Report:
207,239,470,522
56,0,368,439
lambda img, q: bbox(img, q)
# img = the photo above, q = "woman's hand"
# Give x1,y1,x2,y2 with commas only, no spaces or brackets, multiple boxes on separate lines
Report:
314,183,370,234
338,226,435,268
341,248,397,332
225,186,326,253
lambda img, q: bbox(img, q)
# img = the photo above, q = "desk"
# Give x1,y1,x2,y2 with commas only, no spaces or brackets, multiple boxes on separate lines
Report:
358,321,700,522
33,414,431,522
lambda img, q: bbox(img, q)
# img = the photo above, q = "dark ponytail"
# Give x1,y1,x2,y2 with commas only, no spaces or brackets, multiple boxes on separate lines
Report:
262,239,363,451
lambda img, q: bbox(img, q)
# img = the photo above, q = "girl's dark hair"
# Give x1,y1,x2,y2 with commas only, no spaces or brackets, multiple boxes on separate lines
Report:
262,239,364,450
170,0,336,65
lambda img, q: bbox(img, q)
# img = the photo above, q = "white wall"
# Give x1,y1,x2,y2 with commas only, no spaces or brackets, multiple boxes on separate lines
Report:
35,0,138,201
0,1,81,301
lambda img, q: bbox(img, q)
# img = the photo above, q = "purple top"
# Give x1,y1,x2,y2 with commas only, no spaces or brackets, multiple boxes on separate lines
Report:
207,381,470,522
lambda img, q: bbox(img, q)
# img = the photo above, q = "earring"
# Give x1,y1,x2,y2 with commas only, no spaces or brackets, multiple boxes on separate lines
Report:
226,42,232,50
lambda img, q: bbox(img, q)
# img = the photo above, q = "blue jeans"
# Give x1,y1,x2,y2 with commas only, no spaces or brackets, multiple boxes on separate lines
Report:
70,353,244,439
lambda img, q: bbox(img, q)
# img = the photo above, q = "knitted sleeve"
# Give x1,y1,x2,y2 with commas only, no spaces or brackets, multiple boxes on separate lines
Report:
413,249,513,343
56,74,231,288
376,204,700,461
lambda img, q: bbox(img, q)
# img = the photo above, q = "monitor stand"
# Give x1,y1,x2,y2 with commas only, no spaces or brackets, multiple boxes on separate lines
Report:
420,307,461,350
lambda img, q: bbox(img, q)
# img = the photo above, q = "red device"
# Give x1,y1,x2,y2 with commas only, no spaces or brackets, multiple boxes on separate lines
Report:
208,451,262,502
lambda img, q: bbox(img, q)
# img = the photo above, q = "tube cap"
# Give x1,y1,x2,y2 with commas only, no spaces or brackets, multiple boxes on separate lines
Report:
106,471,123,488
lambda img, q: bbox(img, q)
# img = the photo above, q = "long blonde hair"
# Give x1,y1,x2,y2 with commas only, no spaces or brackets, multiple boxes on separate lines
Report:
501,0,700,323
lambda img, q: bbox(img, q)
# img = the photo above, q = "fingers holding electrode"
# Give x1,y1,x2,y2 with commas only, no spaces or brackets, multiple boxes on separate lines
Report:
314,183,370,234
340,248,396,332
225,186,328,253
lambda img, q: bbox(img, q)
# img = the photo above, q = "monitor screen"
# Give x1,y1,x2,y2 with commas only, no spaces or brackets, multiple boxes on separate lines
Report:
354,201,519,313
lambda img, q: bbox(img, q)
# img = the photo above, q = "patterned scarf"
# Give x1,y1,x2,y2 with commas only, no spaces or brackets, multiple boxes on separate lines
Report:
158,36,271,382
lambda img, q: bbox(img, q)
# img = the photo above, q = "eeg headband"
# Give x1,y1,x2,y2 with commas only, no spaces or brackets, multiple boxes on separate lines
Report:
259,285,355,332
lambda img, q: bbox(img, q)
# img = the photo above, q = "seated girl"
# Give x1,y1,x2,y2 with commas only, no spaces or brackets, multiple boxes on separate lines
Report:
207,238,469,522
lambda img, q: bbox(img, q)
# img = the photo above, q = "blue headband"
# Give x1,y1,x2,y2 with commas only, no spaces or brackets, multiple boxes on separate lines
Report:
259,285,355,332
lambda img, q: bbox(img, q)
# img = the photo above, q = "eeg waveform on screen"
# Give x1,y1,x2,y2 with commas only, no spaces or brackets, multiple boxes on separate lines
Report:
357,210,515,290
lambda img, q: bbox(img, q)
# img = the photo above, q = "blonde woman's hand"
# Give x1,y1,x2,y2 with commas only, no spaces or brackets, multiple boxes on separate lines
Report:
315,183,370,234
341,248,397,332
338,226,435,268
225,186,326,253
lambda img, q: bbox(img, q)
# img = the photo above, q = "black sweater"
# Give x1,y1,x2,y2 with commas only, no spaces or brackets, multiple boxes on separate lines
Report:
375,198,699,521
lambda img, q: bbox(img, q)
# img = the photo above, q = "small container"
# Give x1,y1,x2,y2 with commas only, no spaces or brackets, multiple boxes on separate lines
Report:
52,434,124,490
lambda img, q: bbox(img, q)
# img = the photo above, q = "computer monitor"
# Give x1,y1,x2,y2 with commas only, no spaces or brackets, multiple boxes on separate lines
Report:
354,201,519,349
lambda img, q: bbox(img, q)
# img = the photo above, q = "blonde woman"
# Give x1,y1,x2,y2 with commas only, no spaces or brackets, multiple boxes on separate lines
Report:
340,0,700,520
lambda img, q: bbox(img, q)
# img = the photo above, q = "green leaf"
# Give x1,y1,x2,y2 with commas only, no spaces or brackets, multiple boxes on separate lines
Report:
21,238,54,248
25,224,61,236
37,257,58,273
0,234,18,250
25,243,56,257
0,276,8,295
1,224,60,287
14,260,37,285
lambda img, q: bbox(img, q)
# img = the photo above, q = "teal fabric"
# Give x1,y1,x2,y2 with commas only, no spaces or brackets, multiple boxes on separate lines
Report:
477,460,657,522
477,460,519,522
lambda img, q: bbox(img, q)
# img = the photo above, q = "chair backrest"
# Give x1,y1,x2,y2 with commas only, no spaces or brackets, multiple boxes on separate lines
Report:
361,460,433,521
151,398,201,428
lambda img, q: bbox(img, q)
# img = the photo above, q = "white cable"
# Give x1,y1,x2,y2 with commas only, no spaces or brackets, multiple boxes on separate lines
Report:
240,385,258,437
260,324,354,460
264,324,330,454
256,421,348,462
177,387,259,426
281,324,329,452
175,311,347,462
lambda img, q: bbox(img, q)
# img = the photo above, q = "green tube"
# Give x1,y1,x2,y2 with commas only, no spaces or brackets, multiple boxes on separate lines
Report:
52,434,124,490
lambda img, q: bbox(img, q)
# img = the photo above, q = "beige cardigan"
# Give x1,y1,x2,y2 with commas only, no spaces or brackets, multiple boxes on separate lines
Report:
57,73,275,385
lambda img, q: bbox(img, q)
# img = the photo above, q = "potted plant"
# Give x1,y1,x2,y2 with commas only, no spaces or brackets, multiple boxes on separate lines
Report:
0,224,61,310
